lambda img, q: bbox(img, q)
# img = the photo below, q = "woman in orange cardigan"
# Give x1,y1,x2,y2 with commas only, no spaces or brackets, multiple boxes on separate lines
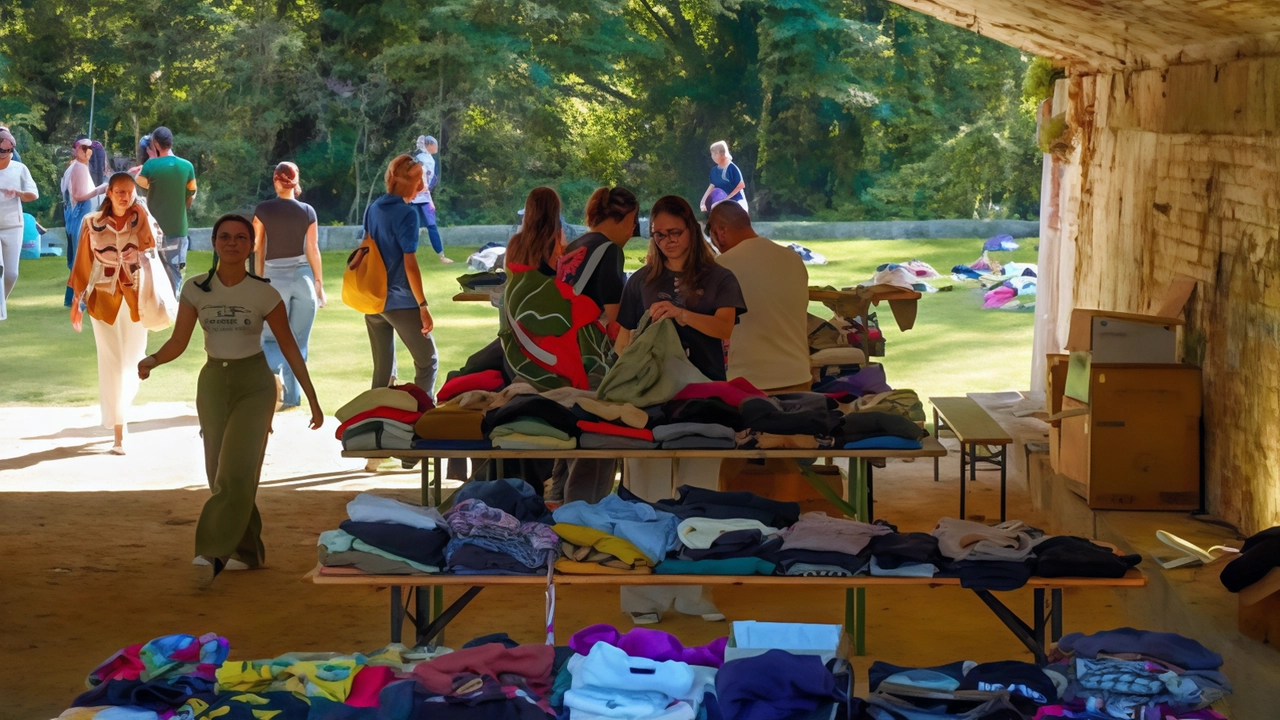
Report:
68,173,157,454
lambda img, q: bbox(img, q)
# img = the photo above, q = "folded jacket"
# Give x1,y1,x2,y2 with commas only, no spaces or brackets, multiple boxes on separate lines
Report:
334,407,423,441
490,419,572,441
445,543,542,574
342,420,416,450
716,650,845,720
843,437,923,450
414,404,485,440
569,625,727,669
655,557,777,575
579,433,659,450
933,518,1042,561
869,532,946,570
491,433,577,450
346,492,445,530
661,436,736,450
661,398,745,430
779,513,892,555
680,529,782,562
340,521,451,567
554,524,652,567
411,439,492,450
1032,536,1140,579
949,559,1034,591
1220,526,1280,593
411,643,556,697
437,369,506,403
576,420,654,441
652,422,737,443
454,478,551,524
809,347,866,366
647,485,801,528
574,397,649,429
678,517,779,549
776,548,869,575
482,395,583,437
336,388,420,423
1055,627,1223,670
672,378,767,407
553,494,679,564
846,389,926,423
740,393,844,435
596,313,710,407
836,411,924,445
320,529,439,573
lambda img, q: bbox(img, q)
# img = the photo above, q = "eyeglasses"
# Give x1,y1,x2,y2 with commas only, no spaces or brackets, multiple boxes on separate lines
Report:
650,228,686,243
0,148,13,155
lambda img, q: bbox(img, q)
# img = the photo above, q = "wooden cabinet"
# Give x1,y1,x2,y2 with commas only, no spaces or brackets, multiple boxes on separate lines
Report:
1059,364,1201,510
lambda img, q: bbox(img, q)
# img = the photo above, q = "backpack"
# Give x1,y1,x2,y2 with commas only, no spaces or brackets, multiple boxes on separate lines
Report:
342,234,387,314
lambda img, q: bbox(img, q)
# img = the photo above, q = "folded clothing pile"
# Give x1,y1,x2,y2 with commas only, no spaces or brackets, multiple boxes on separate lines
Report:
553,493,680,567
563,641,715,720
322,492,451,574
865,657,1056,719
69,633,229,717
483,395,582,450
639,485,799,575
1043,627,1231,719
444,498,559,575
776,513,893,577
335,385,433,451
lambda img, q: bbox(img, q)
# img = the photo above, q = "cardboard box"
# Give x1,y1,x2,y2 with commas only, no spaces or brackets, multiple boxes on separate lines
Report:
726,621,847,662
1046,353,1070,415
1239,567,1280,651
1065,310,1183,403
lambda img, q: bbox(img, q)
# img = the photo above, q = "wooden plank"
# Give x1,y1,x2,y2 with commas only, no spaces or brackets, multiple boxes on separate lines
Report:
929,397,1013,445
808,288,922,303
306,565,1147,589
342,436,948,461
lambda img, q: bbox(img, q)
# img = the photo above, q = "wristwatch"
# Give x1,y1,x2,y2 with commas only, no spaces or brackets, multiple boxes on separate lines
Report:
419,300,429,308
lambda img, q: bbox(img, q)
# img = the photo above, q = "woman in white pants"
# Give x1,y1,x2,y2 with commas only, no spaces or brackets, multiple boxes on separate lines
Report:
0,129,39,314
68,173,157,454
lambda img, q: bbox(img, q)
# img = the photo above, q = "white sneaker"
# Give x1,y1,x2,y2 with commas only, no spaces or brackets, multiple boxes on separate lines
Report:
192,556,211,566
700,612,726,622
629,612,661,625
224,559,251,571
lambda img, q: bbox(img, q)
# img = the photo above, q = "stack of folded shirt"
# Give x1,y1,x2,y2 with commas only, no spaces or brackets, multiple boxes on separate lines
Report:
932,517,1044,590
775,513,893,576
735,429,833,449
740,392,844,436
553,494,680,567
483,395,582,450
844,388,926,423
577,420,656,450
412,403,490,450
868,531,948,577
564,642,716,720
661,396,745,430
554,524,654,574
646,485,801,528
658,517,782,575
335,385,434,451
324,493,451,573
652,422,736,449
436,369,506,403
444,498,559,575
833,411,924,450
1045,628,1231,719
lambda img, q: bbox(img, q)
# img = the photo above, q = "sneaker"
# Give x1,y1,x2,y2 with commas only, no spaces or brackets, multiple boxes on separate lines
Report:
224,559,252,571
700,612,726,622
192,557,224,589
192,556,211,566
629,612,661,625
109,445,126,456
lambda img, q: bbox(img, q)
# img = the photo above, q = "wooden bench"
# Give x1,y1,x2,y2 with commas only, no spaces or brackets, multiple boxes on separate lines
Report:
305,565,1146,666
929,396,1014,521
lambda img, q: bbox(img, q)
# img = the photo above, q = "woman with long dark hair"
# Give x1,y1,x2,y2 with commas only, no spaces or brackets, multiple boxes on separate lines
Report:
253,161,323,409
614,194,746,624
138,214,323,585
67,173,154,454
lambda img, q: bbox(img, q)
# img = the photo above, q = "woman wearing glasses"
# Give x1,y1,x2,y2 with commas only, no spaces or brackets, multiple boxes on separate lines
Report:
614,194,746,625
0,128,38,315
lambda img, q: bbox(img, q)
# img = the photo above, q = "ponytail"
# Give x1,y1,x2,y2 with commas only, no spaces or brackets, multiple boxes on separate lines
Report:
585,186,639,228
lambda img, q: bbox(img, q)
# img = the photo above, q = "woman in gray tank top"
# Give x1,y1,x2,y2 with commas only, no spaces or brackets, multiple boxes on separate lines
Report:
252,162,323,409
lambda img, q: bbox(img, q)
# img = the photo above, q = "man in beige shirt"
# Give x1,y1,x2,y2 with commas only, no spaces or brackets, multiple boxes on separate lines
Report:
706,202,811,393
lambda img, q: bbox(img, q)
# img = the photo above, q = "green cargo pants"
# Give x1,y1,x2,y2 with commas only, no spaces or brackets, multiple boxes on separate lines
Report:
195,353,276,566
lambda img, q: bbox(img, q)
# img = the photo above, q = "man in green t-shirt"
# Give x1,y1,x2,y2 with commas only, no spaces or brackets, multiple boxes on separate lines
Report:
136,126,197,292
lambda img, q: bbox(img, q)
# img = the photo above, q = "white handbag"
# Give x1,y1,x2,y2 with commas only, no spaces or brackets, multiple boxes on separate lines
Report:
137,247,178,331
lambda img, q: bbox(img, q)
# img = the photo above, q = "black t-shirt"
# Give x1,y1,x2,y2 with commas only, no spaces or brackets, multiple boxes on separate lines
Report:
617,264,747,380
560,232,625,312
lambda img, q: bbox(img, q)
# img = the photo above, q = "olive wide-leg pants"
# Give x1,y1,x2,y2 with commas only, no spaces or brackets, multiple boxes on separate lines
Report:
195,353,276,566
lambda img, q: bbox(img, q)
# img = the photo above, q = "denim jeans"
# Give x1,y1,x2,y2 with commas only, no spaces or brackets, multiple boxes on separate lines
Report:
261,262,317,407
415,203,444,255
158,234,189,293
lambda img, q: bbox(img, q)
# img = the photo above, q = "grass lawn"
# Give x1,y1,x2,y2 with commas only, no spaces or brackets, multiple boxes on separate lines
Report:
0,238,1038,413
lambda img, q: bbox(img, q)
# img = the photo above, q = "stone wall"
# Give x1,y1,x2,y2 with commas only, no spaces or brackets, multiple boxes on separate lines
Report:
1052,55,1280,534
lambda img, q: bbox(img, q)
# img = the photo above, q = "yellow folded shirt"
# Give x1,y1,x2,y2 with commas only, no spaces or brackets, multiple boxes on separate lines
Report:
553,524,651,567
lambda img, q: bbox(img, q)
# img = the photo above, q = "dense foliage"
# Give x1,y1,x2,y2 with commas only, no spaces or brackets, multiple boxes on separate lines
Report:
0,0,1041,226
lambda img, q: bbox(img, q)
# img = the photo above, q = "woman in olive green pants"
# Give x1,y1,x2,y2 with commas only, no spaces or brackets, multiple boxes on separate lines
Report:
139,214,324,586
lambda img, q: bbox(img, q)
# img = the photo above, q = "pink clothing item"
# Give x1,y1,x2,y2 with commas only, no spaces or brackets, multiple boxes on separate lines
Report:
673,377,767,407
982,286,1017,309
438,370,506,403
392,383,435,411
89,644,146,683
569,624,728,668
346,665,397,708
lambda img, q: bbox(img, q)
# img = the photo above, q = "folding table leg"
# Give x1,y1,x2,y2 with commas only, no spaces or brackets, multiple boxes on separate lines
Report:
421,462,431,507
433,457,443,507
999,445,1007,522
415,585,433,645
390,586,404,644
1033,588,1047,655
1051,589,1063,643
849,459,869,656
933,408,940,482
972,589,1048,665
959,444,967,520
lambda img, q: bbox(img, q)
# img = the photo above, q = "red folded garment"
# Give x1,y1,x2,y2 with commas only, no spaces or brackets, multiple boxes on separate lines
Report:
411,643,555,697
673,377,767,407
334,406,424,440
437,369,505,402
391,383,435,412
577,420,655,441
346,665,396,707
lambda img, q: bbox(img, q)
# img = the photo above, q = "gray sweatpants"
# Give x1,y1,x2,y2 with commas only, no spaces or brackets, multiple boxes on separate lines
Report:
365,307,439,394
